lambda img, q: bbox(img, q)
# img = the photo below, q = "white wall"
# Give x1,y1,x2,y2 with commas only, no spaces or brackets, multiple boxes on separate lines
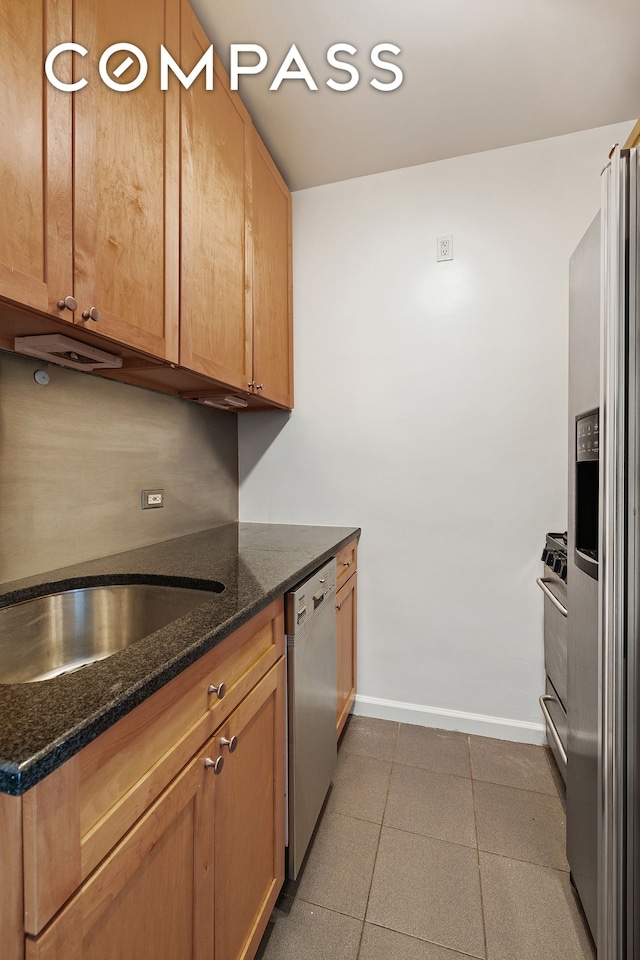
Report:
239,121,633,743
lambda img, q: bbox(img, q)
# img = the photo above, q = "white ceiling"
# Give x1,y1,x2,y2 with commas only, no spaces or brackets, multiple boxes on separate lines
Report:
189,0,640,191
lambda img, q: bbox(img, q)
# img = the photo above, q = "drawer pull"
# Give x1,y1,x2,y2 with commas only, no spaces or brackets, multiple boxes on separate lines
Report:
220,735,238,753
205,756,224,774
208,682,226,699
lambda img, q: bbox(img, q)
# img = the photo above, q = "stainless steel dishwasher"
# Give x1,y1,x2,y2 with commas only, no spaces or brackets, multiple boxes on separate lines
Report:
285,557,337,879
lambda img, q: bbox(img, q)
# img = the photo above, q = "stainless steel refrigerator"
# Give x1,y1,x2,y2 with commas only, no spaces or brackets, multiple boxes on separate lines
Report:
568,144,640,960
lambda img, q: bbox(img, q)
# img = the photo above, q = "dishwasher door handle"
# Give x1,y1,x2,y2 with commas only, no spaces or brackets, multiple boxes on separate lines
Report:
536,578,568,617
313,589,326,608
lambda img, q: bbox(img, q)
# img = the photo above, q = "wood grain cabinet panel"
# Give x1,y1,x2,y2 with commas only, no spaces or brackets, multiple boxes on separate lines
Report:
0,0,73,316
179,0,252,391
250,130,294,409
212,658,285,960
26,749,215,960
336,571,357,738
335,539,358,738
72,0,180,360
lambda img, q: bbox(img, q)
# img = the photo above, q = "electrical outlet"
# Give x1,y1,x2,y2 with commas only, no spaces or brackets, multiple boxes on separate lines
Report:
437,235,453,261
141,489,164,509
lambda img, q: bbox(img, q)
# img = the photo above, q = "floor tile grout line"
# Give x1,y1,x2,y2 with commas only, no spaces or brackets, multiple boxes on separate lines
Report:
469,734,490,960
344,756,558,799
361,919,486,960
325,813,570,871
367,819,479,853
477,847,571,874
353,722,399,960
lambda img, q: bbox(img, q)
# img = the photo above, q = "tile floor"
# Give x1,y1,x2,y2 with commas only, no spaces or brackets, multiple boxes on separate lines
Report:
256,716,596,960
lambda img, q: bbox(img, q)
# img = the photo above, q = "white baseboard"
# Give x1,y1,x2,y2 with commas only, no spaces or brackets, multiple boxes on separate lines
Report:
352,694,546,745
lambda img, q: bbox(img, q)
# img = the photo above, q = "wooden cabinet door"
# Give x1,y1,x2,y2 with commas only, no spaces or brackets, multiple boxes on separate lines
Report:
336,571,357,738
212,658,285,960
180,0,252,391
72,0,179,360
250,130,293,409
26,748,215,960
0,0,72,317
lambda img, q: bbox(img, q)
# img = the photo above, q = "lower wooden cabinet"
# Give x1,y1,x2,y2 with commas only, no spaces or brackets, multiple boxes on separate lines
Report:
4,599,286,960
335,538,358,738
213,659,285,960
26,748,215,960
26,659,285,960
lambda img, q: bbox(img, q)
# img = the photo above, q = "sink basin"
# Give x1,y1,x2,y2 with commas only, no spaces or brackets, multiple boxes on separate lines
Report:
0,579,224,683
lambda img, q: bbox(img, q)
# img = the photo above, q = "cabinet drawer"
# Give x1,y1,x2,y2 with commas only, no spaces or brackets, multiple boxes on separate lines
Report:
336,539,357,590
22,597,284,934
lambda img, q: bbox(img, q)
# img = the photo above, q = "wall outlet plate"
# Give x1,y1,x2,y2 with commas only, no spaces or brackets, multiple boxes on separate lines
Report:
141,489,164,509
437,235,453,261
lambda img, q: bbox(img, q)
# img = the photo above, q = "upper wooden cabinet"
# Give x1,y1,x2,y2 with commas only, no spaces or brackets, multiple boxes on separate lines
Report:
179,0,293,409
250,132,293,408
0,0,292,408
179,0,252,392
72,0,180,361
0,0,72,316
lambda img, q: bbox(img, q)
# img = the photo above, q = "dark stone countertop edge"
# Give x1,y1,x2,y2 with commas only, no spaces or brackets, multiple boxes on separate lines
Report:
0,526,360,796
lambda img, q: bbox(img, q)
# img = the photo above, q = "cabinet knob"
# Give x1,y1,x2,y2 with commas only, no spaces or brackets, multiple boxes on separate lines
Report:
343,561,351,567
247,381,256,389
81,306,101,322
208,681,226,699
256,383,264,390
220,735,238,753
205,756,224,774
336,603,342,611
56,296,77,312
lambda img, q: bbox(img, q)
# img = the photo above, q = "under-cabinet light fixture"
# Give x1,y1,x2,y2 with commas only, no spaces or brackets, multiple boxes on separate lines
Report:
14,334,123,372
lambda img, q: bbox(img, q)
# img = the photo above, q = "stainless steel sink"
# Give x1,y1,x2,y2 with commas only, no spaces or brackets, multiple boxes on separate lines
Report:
0,580,224,683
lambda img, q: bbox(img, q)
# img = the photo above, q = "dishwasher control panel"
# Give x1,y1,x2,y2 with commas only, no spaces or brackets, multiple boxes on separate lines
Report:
285,558,337,637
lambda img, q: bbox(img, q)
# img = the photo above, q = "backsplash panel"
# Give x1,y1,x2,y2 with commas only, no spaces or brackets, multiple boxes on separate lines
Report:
0,351,238,583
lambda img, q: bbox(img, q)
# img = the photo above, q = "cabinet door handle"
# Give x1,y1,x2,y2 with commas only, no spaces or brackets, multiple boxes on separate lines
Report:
81,306,101,322
220,735,238,753
205,756,224,774
208,682,226,699
57,296,77,312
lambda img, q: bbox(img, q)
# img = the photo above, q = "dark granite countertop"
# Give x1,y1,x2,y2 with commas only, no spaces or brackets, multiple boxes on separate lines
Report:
0,522,360,795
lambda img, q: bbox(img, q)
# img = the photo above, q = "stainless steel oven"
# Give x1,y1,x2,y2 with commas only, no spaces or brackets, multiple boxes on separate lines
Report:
537,532,568,781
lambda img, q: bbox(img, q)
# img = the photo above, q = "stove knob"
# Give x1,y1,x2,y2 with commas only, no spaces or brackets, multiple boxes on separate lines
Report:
541,548,551,564
559,561,568,582
553,554,564,575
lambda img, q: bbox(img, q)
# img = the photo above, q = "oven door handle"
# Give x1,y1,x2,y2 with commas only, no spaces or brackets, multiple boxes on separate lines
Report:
536,577,568,617
539,694,568,767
